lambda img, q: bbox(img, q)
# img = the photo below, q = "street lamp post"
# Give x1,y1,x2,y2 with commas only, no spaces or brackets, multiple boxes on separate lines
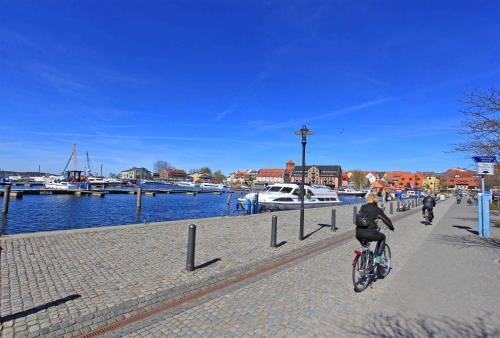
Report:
295,125,313,240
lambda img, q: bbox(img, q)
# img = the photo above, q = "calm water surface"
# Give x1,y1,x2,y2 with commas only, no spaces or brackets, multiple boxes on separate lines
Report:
1,191,365,235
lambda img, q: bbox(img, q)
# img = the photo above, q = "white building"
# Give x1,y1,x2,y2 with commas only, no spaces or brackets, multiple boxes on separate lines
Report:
120,167,152,180
365,172,378,184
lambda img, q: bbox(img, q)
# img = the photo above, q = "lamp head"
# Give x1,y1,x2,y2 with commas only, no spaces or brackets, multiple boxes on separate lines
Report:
294,125,314,138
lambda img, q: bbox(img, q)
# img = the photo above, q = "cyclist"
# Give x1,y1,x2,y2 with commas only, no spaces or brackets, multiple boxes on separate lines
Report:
356,194,395,264
422,193,436,223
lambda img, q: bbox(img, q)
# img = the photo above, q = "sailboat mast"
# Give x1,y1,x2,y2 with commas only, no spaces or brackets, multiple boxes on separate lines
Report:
72,144,77,172
86,151,92,176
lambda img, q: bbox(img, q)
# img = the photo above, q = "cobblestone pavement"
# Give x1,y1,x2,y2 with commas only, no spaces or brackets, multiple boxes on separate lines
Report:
107,199,463,337
351,201,500,337
1,200,372,337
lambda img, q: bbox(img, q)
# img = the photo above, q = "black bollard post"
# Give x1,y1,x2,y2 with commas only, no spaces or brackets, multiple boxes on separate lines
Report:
2,185,11,214
390,202,393,215
186,224,196,271
397,201,400,211
331,209,337,231
271,215,277,248
136,187,142,210
353,206,357,225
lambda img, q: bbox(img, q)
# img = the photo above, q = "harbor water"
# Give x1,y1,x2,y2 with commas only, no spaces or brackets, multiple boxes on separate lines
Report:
0,189,365,235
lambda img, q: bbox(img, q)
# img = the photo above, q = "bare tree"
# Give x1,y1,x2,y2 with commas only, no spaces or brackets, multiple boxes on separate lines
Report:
452,88,500,157
198,167,212,176
213,170,225,183
153,160,172,174
350,170,368,189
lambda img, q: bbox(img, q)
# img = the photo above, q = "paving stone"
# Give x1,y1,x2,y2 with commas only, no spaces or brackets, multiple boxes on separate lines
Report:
1,199,428,336
110,200,464,337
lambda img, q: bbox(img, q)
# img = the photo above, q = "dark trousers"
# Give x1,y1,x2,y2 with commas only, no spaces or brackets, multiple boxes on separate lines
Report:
422,206,434,221
356,230,386,257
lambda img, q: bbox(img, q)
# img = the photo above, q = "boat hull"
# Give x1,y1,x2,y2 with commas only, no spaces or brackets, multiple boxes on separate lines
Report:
260,200,342,211
238,198,342,211
44,183,79,190
337,192,367,197
200,183,225,190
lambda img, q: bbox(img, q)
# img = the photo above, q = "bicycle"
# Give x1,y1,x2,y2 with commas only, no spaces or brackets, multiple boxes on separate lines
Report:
352,225,392,292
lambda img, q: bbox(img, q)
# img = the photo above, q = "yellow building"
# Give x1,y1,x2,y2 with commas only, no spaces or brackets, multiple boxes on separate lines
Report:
191,172,212,183
422,176,441,193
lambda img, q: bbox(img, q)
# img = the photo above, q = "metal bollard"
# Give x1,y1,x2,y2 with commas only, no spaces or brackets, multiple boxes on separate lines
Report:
136,187,142,210
390,202,393,214
353,206,357,225
2,185,11,214
186,224,196,271
331,209,337,231
271,215,277,248
397,201,400,211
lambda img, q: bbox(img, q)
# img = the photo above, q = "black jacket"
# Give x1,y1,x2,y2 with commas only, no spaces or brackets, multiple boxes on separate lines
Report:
423,195,436,208
356,202,394,232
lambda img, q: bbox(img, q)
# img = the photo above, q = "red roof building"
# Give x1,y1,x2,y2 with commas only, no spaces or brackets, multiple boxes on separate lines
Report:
159,168,188,181
441,168,475,179
443,177,480,190
384,171,425,190
371,179,390,191
255,169,289,184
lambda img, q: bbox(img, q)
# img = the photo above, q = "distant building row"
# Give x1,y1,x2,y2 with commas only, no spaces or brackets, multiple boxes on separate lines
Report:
120,167,220,183
234,161,343,188
120,165,480,192
342,168,480,192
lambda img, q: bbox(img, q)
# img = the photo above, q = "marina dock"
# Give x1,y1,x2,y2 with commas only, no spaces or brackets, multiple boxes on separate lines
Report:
0,188,228,196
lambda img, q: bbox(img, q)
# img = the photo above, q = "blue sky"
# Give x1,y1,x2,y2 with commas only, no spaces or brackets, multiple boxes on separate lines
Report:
1,1,499,175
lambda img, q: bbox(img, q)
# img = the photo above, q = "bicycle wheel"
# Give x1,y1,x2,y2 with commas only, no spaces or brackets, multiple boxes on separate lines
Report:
352,252,372,292
377,244,392,278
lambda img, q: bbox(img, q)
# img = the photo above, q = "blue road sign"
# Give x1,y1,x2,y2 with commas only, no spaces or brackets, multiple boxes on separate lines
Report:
473,156,496,163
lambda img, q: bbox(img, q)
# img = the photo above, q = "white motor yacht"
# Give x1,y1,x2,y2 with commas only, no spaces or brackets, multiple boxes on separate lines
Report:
337,188,367,197
200,182,224,190
44,176,79,190
176,181,197,187
239,183,342,211
87,177,107,184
